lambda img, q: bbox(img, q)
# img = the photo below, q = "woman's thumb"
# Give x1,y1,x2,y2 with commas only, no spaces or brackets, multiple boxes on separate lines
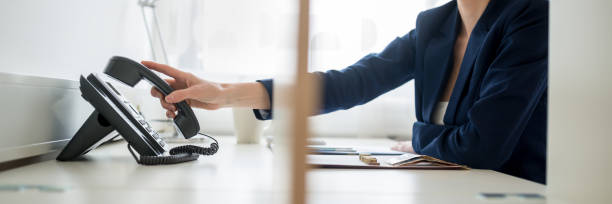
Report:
165,88,194,103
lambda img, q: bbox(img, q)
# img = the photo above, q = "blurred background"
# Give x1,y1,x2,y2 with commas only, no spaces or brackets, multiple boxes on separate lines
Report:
0,0,447,139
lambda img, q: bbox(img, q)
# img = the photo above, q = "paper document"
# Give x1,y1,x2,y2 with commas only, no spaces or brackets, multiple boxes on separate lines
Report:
307,145,404,155
308,153,469,170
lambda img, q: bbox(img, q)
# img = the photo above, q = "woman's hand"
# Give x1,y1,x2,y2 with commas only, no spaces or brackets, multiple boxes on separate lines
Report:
391,141,415,153
141,61,270,118
142,61,224,118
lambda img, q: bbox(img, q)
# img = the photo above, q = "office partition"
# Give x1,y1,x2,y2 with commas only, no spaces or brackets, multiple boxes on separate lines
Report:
548,0,612,202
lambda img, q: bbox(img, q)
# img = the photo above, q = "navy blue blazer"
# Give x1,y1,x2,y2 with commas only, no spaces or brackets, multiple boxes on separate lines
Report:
255,0,548,184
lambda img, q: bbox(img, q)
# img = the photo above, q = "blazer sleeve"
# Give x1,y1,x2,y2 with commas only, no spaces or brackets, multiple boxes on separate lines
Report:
412,8,548,169
254,30,418,120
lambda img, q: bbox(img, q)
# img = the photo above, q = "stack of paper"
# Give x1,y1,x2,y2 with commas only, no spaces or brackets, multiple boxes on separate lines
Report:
308,153,469,170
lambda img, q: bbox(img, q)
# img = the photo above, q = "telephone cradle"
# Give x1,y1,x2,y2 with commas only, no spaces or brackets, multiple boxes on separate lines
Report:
57,56,218,165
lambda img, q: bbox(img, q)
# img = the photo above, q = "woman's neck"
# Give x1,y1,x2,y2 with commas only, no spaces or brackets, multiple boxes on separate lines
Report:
457,0,490,36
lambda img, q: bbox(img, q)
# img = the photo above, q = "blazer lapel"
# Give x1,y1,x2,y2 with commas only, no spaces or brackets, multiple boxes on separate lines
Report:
444,1,497,125
422,8,459,123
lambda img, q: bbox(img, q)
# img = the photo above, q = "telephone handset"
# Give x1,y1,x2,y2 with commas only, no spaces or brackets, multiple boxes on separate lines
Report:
104,56,199,138
57,56,218,165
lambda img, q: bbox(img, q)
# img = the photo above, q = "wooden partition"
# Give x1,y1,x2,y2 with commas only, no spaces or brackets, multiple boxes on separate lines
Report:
290,0,315,203
271,0,314,203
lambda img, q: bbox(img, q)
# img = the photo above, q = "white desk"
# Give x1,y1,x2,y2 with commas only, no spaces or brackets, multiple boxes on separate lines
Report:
0,136,546,204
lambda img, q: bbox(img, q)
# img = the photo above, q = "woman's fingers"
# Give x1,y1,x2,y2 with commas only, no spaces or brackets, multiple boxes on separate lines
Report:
391,144,402,151
152,86,177,111
151,87,162,98
166,110,176,118
141,61,189,80
152,78,184,98
163,101,215,119
165,87,197,103
164,78,181,90
159,98,176,111
391,141,414,153
142,60,223,113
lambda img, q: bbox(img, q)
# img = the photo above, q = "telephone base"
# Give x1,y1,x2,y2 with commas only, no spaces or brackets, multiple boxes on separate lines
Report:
56,111,116,161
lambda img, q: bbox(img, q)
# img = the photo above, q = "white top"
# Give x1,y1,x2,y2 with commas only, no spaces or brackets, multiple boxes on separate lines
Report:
432,101,449,125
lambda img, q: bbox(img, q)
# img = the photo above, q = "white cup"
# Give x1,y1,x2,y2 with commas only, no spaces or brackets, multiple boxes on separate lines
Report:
232,107,267,144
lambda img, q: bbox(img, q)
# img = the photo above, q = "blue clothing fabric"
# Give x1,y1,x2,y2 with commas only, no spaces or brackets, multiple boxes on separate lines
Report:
255,0,548,184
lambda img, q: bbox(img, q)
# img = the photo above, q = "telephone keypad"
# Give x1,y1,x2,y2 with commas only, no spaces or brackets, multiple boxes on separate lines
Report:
119,96,167,149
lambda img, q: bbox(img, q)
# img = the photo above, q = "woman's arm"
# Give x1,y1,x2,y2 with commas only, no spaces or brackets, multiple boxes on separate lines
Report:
319,30,417,113
217,82,271,109
255,30,419,119
143,61,270,118
146,29,418,119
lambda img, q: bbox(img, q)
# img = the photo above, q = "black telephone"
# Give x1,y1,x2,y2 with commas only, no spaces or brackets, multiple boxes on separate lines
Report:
57,56,218,165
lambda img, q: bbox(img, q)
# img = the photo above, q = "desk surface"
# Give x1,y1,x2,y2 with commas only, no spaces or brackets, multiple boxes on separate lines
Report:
0,136,546,204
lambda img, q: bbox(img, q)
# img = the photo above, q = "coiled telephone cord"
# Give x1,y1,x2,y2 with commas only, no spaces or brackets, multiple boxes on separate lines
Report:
127,133,219,165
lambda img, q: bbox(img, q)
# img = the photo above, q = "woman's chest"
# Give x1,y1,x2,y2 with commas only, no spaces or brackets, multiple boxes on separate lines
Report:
413,32,501,124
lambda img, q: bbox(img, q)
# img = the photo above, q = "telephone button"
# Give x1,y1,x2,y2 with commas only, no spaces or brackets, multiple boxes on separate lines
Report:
152,132,161,139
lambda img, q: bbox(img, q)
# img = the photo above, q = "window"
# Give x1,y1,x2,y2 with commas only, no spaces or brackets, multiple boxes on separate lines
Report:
153,0,447,137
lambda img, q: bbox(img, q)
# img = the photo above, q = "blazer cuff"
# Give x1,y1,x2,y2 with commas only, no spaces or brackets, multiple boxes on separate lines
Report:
253,109,272,120
412,121,446,154
253,79,273,120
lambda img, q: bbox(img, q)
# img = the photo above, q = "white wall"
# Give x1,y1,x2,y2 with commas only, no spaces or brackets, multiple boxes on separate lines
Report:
0,0,446,139
0,0,152,161
307,0,433,138
146,0,446,138
0,0,206,135
548,0,612,203
0,0,149,80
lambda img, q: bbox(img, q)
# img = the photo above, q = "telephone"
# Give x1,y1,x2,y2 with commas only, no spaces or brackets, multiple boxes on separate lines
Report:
57,56,218,165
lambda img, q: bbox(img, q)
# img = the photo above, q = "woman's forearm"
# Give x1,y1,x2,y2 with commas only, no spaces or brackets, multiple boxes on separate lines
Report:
219,82,271,109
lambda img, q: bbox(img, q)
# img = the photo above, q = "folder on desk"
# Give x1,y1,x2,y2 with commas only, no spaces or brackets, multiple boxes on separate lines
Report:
307,146,405,156
308,153,469,170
